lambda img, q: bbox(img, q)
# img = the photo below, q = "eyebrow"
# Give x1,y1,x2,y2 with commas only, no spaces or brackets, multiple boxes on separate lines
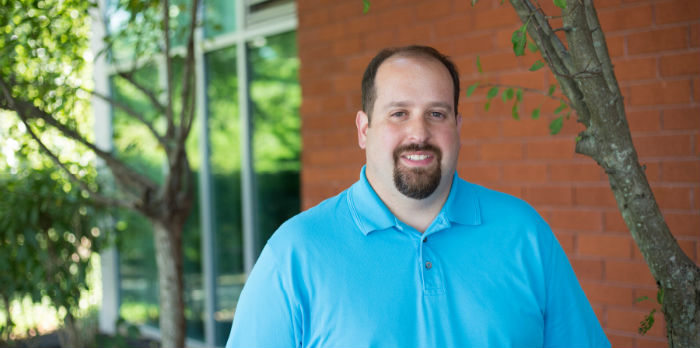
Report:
383,101,453,112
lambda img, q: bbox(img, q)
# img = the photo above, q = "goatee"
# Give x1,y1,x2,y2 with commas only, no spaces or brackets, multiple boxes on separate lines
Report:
393,143,442,199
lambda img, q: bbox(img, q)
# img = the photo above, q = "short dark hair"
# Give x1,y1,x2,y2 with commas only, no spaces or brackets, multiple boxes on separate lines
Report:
361,45,460,118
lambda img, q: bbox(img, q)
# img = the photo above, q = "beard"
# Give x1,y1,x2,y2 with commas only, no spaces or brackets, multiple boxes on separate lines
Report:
392,143,442,199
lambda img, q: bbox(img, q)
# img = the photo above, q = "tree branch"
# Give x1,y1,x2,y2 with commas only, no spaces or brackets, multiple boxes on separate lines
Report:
87,88,167,147
162,0,175,140
479,82,574,108
0,75,158,203
116,71,168,115
178,0,199,145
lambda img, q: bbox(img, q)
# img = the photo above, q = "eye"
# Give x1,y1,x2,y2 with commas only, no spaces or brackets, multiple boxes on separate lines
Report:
429,111,446,119
391,111,407,117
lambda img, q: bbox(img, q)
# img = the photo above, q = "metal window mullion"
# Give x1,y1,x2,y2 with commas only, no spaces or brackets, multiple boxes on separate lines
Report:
194,7,218,346
237,0,258,275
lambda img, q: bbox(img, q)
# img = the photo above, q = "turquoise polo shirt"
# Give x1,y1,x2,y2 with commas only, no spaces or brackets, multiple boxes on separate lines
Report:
226,167,610,348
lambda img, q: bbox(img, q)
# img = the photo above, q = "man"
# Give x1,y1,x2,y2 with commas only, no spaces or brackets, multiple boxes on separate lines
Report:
226,46,610,348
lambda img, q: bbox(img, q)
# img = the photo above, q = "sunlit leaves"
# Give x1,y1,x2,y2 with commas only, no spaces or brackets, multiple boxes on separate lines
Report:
476,55,483,73
554,0,567,9
363,0,370,13
466,82,478,97
549,116,564,134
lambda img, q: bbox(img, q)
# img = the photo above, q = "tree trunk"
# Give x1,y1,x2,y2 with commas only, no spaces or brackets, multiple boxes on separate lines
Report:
152,220,185,348
507,0,700,345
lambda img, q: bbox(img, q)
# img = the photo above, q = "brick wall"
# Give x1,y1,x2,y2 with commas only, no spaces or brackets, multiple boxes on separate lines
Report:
297,0,699,346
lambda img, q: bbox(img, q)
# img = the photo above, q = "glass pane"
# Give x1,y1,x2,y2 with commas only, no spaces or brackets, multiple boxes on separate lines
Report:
111,65,163,328
248,31,300,248
204,0,237,38
105,0,161,64
205,46,244,346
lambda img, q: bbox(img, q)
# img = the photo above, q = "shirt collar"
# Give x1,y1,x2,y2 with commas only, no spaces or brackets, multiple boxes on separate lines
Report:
347,166,482,236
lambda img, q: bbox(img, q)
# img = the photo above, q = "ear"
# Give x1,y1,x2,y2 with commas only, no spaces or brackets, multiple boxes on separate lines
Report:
456,113,463,129
356,110,369,149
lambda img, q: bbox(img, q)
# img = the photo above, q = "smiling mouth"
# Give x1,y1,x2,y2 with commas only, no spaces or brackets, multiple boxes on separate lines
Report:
404,154,432,161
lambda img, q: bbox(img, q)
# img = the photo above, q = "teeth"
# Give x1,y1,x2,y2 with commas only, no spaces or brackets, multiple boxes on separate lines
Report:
406,154,429,161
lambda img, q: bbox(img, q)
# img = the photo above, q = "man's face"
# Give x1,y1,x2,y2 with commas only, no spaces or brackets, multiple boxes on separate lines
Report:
356,56,462,201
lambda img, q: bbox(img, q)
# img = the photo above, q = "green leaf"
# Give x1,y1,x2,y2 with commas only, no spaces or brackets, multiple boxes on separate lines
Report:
639,309,656,335
528,60,545,72
549,116,564,135
466,82,479,97
363,0,371,13
527,40,539,53
484,100,492,111
511,24,528,56
531,107,540,119
512,103,519,120
657,287,664,305
554,101,567,115
516,89,523,102
547,84,556,96
486,87,499,99
554,0,567,9
476,55,483,73
502,88,514,102
635,296,649,303
471,0,479,6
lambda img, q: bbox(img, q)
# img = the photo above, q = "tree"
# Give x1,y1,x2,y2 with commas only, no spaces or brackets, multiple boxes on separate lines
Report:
0,0,200,346
460,0,699,345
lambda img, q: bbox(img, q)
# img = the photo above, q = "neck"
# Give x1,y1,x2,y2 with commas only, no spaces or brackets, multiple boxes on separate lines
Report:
368,172,454,233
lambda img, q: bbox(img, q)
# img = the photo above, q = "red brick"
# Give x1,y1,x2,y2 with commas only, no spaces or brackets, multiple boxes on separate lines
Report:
660,52,700,77
661,160,700,182
595,0,623,8
473,7,518,30
606,34,625,58
665,212,700,237
303,129,357,149
479,142,523,161
332,73,360,93
450,32,495,55
459,163,502,183
628,80,692,106
488,185,523,198
413,0,451,22
636,336,669,348
694,77,700,101
692,23,699,46
652,186,693,210
550,162,604,182
434,14,472,39
524,186,573,206
607,334,635,348
570,258,604,280
604,210,629,233
627,110,661,132
628,27,688,55
608,307,665,337
458,143,479,162
605,260,656,285
525,139,575,159
641,161,661,182
634,134,694,157
578,233,632,258
614,57,657,82
661,107,700,130
554,231,575,253
633,286,663,310
397,22,433,44
694,187,700,209
581,281,635,306
598,4,653,31
502,163,548,182
332,37,362,57
548,209,603,231
459,120,500,139
655,0,700,25
362,29,397,51
345,15,374,36
480,52,520,72
575,186,618,207
501,118,550,137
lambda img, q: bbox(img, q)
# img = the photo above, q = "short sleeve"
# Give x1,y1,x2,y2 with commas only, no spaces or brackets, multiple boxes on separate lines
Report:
541,225,611,348
226,245,301,348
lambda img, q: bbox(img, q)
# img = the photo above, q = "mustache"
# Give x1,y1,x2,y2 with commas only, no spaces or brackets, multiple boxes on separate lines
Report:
393,143,442,162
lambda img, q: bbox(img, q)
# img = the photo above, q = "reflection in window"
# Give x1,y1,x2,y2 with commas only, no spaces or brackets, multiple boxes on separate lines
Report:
204,0,236,39
205,46,244,346
249,31,301,250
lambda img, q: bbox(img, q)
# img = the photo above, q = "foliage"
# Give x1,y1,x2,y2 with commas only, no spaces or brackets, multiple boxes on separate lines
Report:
0,165,106,341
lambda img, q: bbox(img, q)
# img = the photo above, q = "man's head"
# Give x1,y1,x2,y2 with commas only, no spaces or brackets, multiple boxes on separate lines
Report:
361,46,461,120
356,46,462,202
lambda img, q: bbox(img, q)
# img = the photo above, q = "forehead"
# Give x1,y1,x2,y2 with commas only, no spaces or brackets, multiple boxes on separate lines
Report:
373,56,454,109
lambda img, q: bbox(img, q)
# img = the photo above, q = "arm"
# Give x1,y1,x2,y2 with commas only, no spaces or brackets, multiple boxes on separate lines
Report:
226,245,301,348
541,223,611,348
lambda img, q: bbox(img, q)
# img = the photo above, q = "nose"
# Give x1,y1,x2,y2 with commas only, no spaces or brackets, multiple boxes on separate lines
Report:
406,115,430,143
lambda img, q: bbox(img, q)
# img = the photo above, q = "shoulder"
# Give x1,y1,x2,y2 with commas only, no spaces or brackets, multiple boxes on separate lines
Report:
460,178,544,224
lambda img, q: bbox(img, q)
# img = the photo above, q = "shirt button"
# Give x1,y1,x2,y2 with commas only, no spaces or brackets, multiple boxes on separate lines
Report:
423,237,428,243
425,261,432,269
